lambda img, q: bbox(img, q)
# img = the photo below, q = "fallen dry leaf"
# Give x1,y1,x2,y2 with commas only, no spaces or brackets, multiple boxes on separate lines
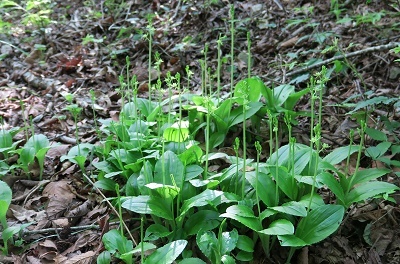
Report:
42,181,76,218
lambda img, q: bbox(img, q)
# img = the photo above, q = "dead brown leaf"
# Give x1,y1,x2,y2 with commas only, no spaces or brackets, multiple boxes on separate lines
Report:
42,181,76,218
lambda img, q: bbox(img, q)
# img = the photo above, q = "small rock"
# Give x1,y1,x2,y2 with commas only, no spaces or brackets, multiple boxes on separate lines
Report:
389,66,400,80
1,44,13,57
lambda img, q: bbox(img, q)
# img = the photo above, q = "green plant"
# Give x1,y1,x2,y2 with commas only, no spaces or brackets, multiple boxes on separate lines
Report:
102,229,134,264
355,10,385,25
0,180,11,254
0,128,22,176
27,7,395,263
1,223,31,255
330,0,345,21
0,0,53,40
15,134,54,180
196,224,237,263
0,180,11,230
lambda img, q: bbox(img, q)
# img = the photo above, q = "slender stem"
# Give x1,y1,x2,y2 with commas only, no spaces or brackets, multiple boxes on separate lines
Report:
229,4,235,100
147,16,154,102
347,121,366,195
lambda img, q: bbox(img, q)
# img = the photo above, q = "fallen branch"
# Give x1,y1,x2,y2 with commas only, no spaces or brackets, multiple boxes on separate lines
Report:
285,42,400,78
21,223,101,236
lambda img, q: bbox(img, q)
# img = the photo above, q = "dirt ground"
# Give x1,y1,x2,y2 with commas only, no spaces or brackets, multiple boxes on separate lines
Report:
0,0,399,263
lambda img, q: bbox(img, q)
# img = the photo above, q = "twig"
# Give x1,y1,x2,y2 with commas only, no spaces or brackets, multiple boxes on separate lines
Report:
11,180,50,204
171,0,182,22
21,223,100,236
0,40,29,55
285,42,400,78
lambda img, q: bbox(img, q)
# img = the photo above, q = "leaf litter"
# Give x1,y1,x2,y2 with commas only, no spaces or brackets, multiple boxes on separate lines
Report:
0,0,399,263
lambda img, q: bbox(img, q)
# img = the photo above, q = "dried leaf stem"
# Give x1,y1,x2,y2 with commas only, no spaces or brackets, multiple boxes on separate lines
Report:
286,42,399,78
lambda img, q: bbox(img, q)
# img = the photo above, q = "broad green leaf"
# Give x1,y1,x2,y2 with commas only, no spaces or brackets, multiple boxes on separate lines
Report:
0,161,10,176
185,165,204,181
122,195,174,220
184,210,222,235
145,224,172,241
197,231,218,262
60,143,94,161
365,142,391,159
104,171,123,179
180,189,224,216
294,175,324,188
0,180,12,228
25,134,49,151
129,120,149,135
236,235,254,252
296,205,344,245
234,77,264,104
245,171,277,207
318,172,345,203
102,229,133,255
94,178,117,191
179,145,203,165
163,125,189,142
0,130,13,149
285,87,310,110
154,151,185,187
270,201,307,217
93,161,116,173
323,145,359,165
19,147,36,166
137,161,154,195
110,149,141,164
260,209,277,220
259,219,294,235
227,102,263,128
365,127,387,141
97,251,111,264
209,132,227,149
221,229,238,255
350,168,391,188
108,124,130,142
2,223,32,243
298,193,325,210
273,84,295,107
125,173,140,196
346,181,399,206
290,147,312,175
225,204,257,218
220,205,262,231
269,166,298,200
0,180,12,205
0,1,21,9
135,98,158,118
130,242,157,255
236,251,253,261
120,102,137,120
177,181,196,200
267,143,312,169
364,146,380,159
277,234,307,247
221,255,236,264
144,240,187,264
213,99,234,131
145,183,180,199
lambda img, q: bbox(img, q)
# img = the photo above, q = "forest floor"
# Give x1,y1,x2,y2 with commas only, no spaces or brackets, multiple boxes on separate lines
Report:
0,0,400,263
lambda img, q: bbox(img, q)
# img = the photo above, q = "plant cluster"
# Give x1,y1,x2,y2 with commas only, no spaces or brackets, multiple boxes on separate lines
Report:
59,13,398,262
0,3,399,263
